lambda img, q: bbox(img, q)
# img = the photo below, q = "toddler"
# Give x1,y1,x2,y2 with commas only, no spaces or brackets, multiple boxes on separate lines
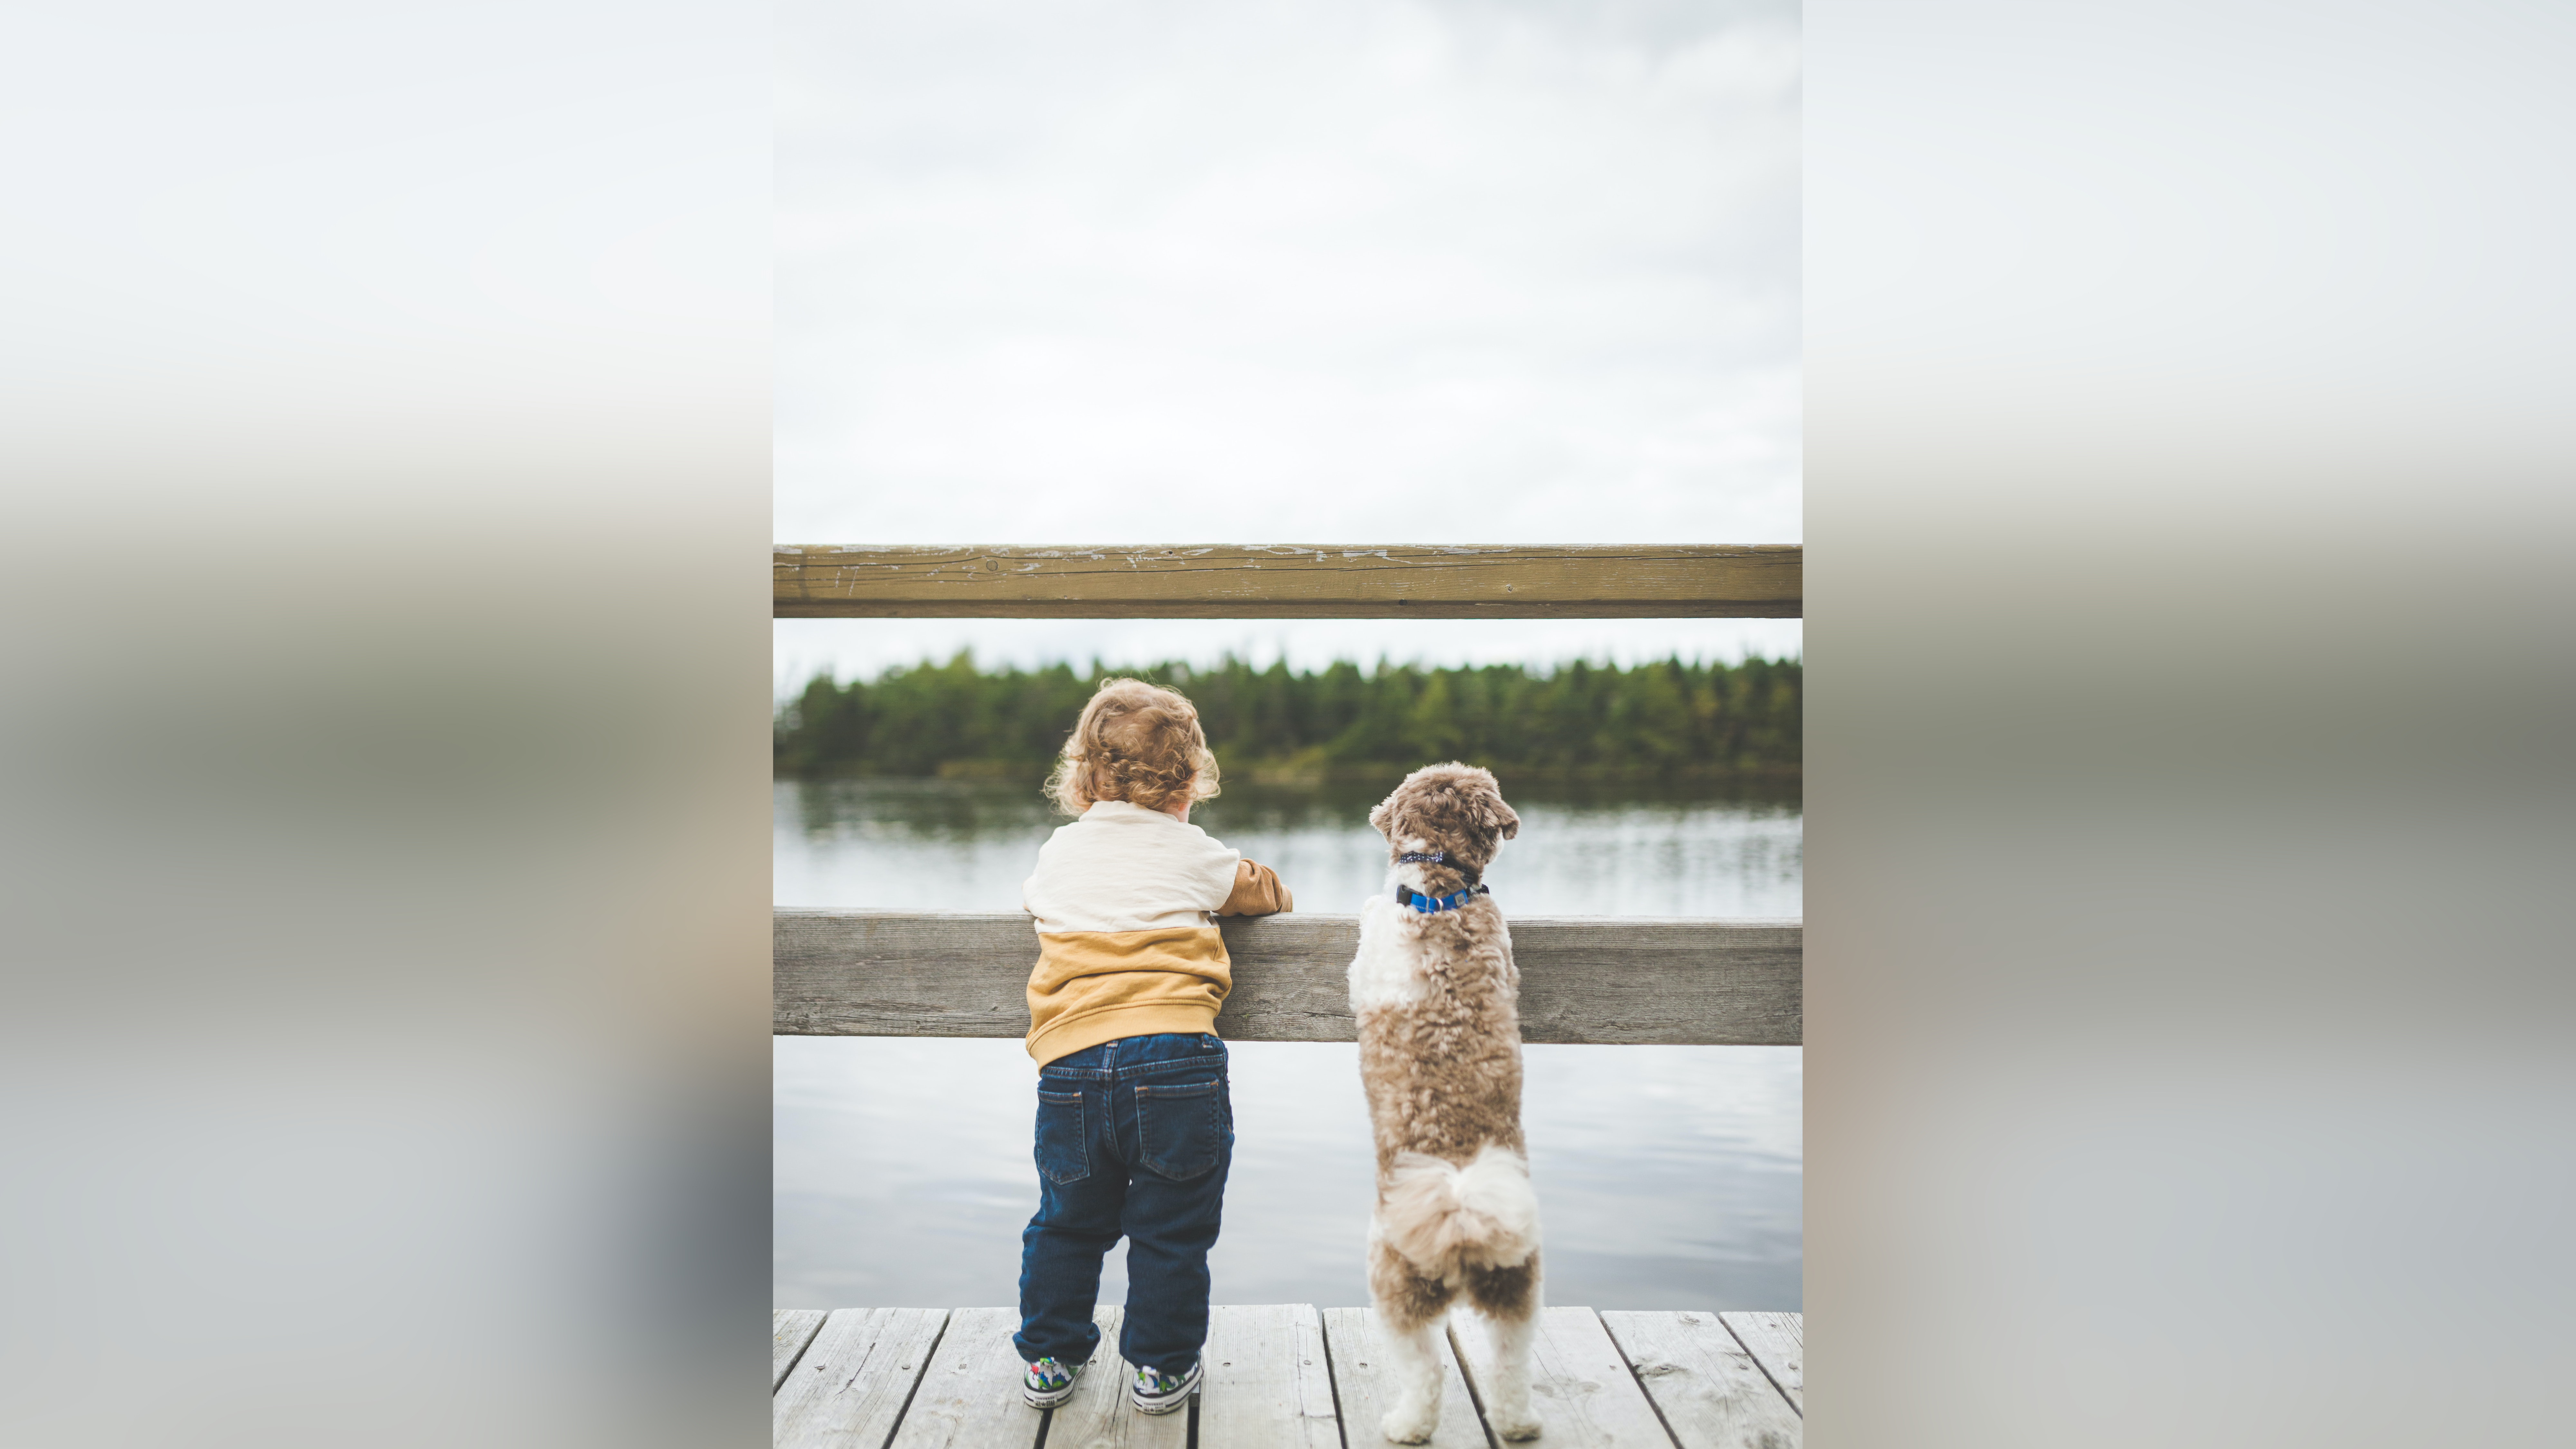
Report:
1012,678,1292,1415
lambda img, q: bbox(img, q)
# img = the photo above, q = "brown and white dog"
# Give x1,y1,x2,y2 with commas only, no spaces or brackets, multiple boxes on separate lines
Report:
1350,763,1542,1443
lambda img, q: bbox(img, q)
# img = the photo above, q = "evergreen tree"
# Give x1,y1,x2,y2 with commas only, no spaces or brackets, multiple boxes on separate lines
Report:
775,654,1800,779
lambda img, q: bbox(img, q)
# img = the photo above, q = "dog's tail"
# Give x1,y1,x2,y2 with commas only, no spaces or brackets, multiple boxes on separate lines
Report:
1379,1143,1539,1276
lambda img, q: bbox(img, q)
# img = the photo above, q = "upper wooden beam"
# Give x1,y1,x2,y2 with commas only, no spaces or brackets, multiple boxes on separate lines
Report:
772,545,1801,619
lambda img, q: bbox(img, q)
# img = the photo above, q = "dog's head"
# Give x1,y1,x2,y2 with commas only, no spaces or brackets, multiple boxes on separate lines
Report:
1369,762,1519,878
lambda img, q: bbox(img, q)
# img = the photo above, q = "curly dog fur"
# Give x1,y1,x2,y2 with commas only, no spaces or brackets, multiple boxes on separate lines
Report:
1349,763,1543,1442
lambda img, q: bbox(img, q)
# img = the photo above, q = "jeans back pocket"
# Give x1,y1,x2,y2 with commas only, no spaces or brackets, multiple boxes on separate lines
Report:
1135,1078,1226,1181
1035,1088,1089,1185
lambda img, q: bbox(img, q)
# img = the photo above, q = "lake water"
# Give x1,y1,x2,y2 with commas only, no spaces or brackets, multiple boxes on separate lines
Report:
775,777,1803,1312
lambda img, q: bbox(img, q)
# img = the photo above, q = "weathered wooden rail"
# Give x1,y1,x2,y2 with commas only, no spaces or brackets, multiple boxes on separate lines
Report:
774,1304,1803,1449
775,911,1803,1046
773,544,1802,619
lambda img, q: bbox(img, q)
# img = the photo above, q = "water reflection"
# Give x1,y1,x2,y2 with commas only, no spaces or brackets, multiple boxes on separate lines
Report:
777,777,1802,918
775,1038,1802,1313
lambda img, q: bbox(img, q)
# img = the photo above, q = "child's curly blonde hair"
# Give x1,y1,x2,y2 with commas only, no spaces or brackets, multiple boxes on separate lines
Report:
1047,677,1222,818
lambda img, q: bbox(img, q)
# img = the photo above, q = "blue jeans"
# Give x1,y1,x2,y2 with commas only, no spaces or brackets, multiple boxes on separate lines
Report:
1013,1032,1233,1374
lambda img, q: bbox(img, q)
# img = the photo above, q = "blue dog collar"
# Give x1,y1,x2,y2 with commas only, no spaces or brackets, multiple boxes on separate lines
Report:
1397,882,1491,913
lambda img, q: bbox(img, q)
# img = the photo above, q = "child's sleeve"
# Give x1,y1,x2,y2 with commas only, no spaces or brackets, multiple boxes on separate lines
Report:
1215,859,1293,916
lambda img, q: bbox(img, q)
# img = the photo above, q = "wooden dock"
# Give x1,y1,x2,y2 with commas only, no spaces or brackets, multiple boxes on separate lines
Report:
774,1304,1802,1449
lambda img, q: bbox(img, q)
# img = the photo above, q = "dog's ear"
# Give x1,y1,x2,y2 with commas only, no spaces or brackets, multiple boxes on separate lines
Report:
1464,774,1517,843
1368,794,1398,841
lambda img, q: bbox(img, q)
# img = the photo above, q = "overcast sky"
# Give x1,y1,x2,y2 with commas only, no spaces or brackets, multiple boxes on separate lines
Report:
776,0,1800,690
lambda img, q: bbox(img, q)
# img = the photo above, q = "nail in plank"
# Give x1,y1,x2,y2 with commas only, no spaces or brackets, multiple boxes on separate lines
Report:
888,1306,1046,1449
775,1309,829,1393
1323,1306,1495,1449
772,1307,949,1448
1197,1303,1343,1449
1602,1311,1800,1448
1449,1306,1678,1447
1716,1313,1802,1415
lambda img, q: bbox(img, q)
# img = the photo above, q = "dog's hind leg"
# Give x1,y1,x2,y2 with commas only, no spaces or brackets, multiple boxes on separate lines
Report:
1368,1229,1454,1444
1377,1310,1448,1445
1466,1253,1543,1440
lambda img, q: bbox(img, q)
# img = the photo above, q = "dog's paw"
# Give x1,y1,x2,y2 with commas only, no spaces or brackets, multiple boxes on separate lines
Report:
1488,1406,1543,1441
1379,1405,1438,1444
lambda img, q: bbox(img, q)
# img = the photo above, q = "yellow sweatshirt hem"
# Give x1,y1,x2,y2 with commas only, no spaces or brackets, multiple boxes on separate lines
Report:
1026,1002,1222,1066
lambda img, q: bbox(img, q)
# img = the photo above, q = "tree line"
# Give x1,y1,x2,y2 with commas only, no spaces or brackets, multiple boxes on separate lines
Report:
775,653,1800,781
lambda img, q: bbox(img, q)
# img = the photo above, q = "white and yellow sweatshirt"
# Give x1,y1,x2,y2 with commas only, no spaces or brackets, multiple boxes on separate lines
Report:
1019,800,1293,1065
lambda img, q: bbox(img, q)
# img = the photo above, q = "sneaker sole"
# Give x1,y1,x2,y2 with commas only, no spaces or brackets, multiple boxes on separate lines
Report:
1129,1365,1203,1415
1023,1370,1084,1409
1023,1386,1080,1409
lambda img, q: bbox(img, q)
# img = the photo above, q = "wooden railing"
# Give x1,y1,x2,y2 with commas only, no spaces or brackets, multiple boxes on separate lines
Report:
774,544,1802,619
774,541,1802,1045
774,911,1802,1046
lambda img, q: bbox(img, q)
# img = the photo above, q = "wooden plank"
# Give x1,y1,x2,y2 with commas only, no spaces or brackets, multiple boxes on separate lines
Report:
1505,918,1801,1047
774,911,1033,1039
887,1306,1046,1449
774,545,1801,619
1716,1314,1802,1415
1323,1306,1493,1449
774,911,1802,1046
1215,914,1379,1043
1600,1312,1801,1448
1044,1307,1189,1449
1197,1303,1343,1449
774,1308,828,1393
1450,1307,1677,1448
773,1307,950,1448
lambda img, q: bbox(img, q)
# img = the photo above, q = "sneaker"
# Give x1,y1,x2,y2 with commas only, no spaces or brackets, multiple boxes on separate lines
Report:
1129,1358,1202,1415
1022,1356,1085,1409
